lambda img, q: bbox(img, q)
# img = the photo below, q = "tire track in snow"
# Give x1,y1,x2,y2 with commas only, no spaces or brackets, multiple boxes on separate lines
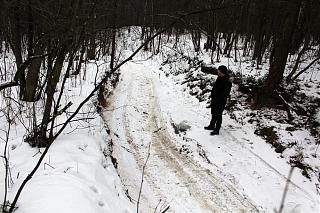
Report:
111,62,259,212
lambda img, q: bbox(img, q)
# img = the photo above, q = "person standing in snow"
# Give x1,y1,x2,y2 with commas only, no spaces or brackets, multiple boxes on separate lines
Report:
204,65,232,135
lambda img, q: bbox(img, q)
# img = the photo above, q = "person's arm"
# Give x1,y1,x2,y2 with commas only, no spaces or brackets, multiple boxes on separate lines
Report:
224,81,232,99
221,79,231,100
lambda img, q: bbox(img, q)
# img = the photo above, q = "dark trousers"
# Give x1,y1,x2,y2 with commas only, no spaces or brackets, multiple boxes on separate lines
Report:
209,105,224,131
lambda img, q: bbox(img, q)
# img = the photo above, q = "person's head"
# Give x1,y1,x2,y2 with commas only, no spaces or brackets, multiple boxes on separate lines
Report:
217,65,228,77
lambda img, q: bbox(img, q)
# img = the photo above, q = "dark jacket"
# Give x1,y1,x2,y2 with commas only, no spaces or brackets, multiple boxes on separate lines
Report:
211,74,232,112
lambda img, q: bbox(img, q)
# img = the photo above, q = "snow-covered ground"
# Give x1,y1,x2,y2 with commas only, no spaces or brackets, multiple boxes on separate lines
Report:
1,30,320,213
0,59,134,212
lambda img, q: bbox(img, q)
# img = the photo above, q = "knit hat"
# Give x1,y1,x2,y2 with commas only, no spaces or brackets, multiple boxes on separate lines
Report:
218,65,228,75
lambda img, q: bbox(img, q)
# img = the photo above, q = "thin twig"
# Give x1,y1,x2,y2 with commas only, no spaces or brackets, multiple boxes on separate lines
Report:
51,117,96,129
48,101,73,124
153,199,162,213
44,162,55,169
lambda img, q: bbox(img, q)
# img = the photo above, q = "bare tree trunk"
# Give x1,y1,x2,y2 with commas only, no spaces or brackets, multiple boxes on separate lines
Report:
243,36,249,57
74,44,85,76
9,1,24,99
110,30,116,69
263,0,302,92
227,34,236,57
257,34,271,66
253,25,265,65
191,30,201,52
156,32,162,54
234,35,238,62
87,36,96,60
87,2,97,61
286,36,311,83
39,46,67,145
223,33,233,55
110,0,118,70
24,44,45,102
216,33,221,62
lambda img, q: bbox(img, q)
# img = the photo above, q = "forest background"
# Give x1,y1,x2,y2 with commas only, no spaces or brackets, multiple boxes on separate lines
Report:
0,0,320,212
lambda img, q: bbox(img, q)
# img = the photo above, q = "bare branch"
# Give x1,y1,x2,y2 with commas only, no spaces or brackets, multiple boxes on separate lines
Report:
0,53,51,93
13,53,51,82
0,81,19,92
276,90,293,122
291,56,320,81
52,117,96,129
48,101,73,124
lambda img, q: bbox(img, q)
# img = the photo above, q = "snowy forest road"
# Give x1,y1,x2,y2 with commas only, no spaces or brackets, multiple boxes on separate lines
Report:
103,61,258,213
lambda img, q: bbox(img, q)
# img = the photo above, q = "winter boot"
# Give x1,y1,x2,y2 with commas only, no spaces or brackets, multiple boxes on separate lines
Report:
210,129,219,135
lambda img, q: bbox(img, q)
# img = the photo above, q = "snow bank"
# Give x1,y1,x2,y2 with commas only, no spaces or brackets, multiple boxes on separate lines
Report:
0,59,134,212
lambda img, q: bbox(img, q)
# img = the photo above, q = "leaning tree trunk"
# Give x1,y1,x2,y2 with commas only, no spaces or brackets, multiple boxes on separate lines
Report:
291,55,320,81
286,36,311,83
